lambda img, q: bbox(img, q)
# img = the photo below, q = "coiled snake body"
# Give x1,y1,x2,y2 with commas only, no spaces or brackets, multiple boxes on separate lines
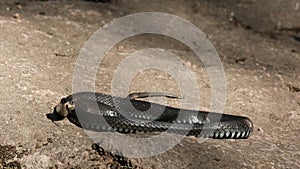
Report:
53,92,253,139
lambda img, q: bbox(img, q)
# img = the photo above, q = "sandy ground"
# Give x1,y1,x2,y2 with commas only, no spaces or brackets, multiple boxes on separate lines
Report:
0,0,299,168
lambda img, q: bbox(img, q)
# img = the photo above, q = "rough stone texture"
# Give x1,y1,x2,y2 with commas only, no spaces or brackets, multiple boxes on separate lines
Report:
0,0,299,168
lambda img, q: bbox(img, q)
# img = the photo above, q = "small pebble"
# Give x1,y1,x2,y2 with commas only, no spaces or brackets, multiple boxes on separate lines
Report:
13,13,21,19
47,138,53,143
92,143,100,150
16,5,22,9
130,159,139,167
35,141,43,149
118,45,124,51
213,157,221,162
185,61,192,68
111,163,119,169
295,3,299,10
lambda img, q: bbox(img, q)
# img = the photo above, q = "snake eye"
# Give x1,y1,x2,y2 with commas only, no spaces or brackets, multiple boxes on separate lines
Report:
65,100,75,112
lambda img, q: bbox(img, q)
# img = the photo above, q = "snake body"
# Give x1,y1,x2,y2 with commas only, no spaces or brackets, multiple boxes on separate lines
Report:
54,92,253,139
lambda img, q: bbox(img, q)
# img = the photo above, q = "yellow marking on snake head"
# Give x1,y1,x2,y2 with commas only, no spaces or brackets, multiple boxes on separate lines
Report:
55,100,75,117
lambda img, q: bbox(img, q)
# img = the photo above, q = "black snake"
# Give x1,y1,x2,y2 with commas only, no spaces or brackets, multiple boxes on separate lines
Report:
53,92,253,139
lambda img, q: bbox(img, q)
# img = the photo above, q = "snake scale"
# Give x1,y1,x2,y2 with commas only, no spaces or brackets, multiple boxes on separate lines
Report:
53,92,253,139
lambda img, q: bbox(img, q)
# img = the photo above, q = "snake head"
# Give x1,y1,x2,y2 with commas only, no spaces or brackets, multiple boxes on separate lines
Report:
54,97,75,117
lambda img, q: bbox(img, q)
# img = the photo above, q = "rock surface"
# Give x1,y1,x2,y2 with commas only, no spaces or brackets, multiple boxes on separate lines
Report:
0,0,299,168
